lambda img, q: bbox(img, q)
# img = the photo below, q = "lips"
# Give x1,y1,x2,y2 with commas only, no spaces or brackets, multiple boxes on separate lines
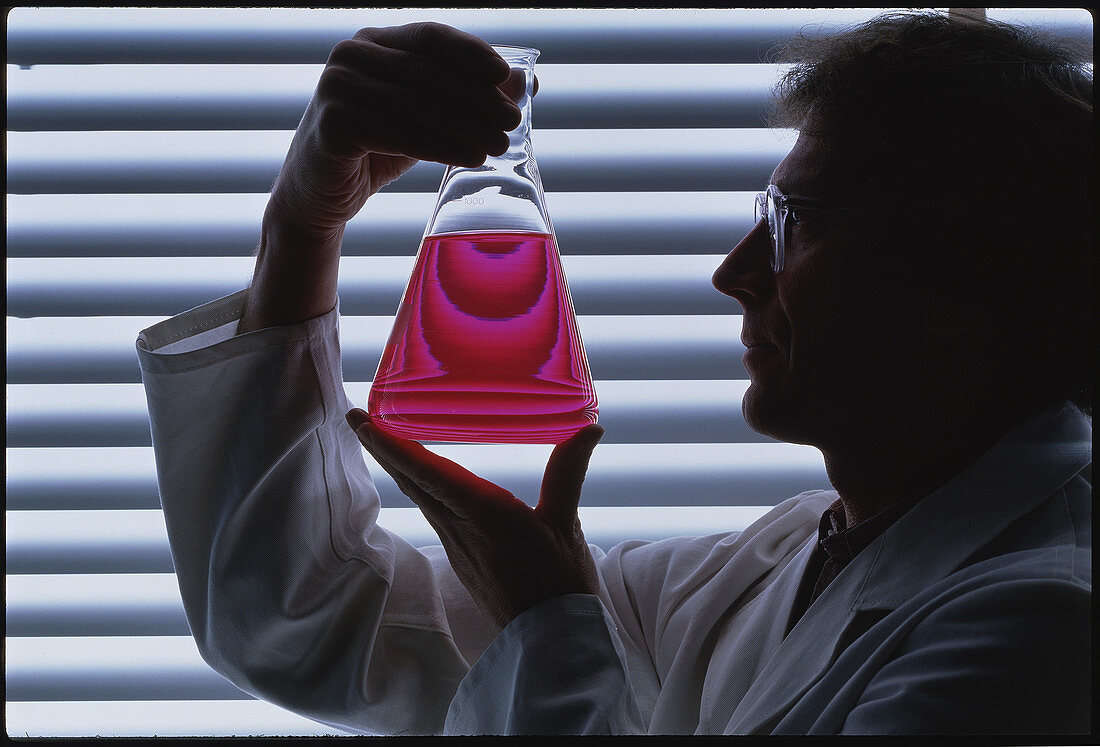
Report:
740,330,777,350
742,342,779,371
741,327,780,374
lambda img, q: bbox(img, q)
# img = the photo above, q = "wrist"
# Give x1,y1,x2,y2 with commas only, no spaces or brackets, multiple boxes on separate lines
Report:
237,200,343,334
261,190,345,259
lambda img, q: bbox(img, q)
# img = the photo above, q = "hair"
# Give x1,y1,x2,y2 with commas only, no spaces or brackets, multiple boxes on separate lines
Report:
769,11,1094,414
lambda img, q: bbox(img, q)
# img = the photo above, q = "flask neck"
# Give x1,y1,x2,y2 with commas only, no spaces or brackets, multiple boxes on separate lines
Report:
423,46,551,237
496,46,537,162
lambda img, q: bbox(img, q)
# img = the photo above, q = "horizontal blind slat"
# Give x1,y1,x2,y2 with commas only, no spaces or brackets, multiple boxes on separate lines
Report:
8,8,1087,65
6,699,344,737
6,128,791,194
5,636,247,701
5,314,748,384
6,63,782,131
7,574,191,637
6,441,827,528
7,510,174,574
6,504,808,575
6,191,770,259
6,254,737,317
7,447,154,511
6,379,768,449
5,8,909,65
8,502,777,634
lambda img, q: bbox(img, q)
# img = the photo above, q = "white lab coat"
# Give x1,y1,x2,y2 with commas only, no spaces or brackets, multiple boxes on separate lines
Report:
137,290,1092,736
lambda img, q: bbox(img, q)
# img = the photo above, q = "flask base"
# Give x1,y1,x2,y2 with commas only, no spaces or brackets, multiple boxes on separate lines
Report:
368,410,598,445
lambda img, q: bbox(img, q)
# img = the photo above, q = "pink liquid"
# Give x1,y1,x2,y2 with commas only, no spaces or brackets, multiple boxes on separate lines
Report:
367,231,598,443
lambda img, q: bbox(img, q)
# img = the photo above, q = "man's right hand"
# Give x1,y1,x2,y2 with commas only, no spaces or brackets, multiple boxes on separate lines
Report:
240,22,521,333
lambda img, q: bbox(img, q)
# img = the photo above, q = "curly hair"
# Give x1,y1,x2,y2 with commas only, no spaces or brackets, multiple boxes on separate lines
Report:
768,11,1094,414
770,12,1092,133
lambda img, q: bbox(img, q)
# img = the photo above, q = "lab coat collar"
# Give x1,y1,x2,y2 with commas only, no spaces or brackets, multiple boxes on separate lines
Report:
727,400,1092,735
853,399,1091,609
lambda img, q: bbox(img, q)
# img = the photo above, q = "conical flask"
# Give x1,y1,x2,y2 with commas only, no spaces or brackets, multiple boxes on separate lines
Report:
367,45,598,444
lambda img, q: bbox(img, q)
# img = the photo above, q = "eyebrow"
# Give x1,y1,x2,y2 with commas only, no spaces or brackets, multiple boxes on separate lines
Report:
769,172,814,196
772,181,819,199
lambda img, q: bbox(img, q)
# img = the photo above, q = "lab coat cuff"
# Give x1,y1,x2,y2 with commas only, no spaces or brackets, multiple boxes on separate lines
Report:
136,288,340,369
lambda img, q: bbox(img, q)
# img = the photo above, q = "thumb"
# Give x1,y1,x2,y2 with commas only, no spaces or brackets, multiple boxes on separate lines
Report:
535,424,604,533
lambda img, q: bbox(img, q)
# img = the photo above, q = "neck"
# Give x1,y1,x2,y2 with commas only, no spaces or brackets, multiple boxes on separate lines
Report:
819,396,1036,526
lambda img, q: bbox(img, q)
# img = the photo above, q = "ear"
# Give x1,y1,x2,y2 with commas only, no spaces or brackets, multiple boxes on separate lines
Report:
923,298,990,336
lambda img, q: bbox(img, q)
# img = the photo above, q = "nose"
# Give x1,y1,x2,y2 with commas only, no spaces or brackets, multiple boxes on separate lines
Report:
711,219,774,306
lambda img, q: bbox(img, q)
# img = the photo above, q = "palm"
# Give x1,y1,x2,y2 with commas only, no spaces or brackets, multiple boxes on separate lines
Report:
324,151,417,226
279,147,417,239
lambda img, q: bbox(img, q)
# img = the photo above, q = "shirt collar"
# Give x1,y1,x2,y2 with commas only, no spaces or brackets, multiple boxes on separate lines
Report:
816,491,921,568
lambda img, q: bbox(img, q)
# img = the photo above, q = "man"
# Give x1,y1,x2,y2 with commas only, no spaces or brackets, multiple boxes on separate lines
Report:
137,11,1092,735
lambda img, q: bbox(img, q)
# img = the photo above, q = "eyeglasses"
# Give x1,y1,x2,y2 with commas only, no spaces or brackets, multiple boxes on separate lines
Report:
754,184,874,273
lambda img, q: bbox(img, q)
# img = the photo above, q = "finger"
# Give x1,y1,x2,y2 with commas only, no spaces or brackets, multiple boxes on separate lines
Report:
535,424,605,533
328,39,521,133
363,86,511,161
346,408,369,430
314,72,509,164
354,419,514,516
347,412,461,531
358,22,510,83
354,103,503,166
352,426,432,505
499,69,527,104
346,411,433,505
496,70,538,112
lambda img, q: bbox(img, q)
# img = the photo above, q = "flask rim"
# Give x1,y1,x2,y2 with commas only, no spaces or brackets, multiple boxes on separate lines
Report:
491,44,540,61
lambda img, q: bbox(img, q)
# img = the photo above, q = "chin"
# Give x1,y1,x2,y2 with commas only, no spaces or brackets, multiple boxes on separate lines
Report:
741,383,818,446
741,383,783,438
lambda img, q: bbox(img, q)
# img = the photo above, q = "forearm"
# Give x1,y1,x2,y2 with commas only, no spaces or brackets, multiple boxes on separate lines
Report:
237,199,343,334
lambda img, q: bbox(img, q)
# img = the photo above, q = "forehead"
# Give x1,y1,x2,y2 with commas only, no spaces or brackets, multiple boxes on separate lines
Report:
770,132,867,200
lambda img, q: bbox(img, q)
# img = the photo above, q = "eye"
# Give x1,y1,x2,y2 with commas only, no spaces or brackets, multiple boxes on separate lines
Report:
788,206,803,224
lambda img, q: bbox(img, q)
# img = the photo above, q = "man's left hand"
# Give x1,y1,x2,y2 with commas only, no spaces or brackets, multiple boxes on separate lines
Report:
346,409,603,632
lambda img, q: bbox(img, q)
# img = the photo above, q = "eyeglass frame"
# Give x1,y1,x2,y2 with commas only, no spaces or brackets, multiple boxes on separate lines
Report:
754,184,877,273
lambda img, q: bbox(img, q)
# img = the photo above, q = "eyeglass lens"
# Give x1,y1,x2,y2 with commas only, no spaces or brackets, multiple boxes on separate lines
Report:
754,190,782,273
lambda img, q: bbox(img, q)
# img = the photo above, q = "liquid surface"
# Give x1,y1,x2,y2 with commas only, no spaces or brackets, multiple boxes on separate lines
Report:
367,231,598,443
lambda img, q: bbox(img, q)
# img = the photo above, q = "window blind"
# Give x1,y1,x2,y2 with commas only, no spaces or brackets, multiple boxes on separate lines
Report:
6,7,1091,738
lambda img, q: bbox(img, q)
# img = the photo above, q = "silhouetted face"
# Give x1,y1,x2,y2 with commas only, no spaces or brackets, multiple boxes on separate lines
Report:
712,132,929,448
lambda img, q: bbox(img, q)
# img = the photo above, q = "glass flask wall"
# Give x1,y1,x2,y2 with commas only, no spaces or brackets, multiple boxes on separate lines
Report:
367,46,598,444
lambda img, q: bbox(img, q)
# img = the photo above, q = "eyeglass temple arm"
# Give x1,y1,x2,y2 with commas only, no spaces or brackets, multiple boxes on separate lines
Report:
783,194,879,215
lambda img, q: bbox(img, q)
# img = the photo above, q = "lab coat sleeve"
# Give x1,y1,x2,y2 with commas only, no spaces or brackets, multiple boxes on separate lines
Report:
445,593,645,735
839,575,1092,735
137,291,495,736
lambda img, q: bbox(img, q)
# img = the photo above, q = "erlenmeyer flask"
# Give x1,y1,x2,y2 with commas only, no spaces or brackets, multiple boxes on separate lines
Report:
367,45,598,444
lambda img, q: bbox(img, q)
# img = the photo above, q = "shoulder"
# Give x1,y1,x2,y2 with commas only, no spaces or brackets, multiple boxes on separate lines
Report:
837,491,1092,735
923,557,1090,630
962,477,1092,588
844,568,1091,734
911,534,1091,653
